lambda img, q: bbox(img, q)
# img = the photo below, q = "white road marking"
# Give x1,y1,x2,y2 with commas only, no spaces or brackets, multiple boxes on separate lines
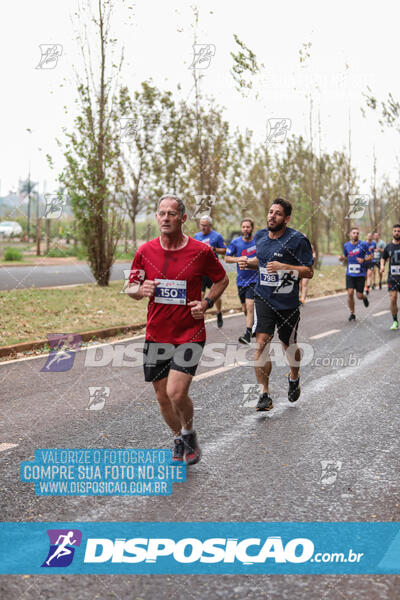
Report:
309,329,341,340
194,364,236,381
372,310,390,317
0,443,18,452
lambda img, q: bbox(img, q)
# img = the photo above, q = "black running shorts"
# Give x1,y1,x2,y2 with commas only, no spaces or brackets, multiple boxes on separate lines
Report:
388,279,400,292
237,282,256,304
143,341,205,382
346,275,365,293
255,297,300,346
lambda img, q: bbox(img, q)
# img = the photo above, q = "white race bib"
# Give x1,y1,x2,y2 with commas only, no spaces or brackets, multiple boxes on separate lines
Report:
391,265,400,276
259,267,278,286
374,251,380,260
154,279,187,305
348,263,361,274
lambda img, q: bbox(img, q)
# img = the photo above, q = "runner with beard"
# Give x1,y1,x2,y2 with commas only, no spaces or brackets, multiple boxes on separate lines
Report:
225,218,258,344
380,224,400,330
237,198,314,410
339,227,370,321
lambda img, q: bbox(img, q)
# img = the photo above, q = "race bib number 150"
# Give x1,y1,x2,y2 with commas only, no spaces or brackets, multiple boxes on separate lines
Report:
154,279,187,305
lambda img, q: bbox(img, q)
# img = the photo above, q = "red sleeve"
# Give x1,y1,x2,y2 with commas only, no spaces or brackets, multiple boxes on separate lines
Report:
203,246,226,282
129,249,146,286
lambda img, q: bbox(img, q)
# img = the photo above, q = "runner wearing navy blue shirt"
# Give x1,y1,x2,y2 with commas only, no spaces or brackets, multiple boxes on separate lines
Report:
225,218,258,344
380,224,400,330
339,227,369,321
238,198,314,410
194,216,226,328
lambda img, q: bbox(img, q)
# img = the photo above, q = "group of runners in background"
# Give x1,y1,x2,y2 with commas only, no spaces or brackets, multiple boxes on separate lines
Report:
128,194,400,467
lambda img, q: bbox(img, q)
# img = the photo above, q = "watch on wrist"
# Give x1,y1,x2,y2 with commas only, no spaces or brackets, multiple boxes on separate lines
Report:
204,297,214,309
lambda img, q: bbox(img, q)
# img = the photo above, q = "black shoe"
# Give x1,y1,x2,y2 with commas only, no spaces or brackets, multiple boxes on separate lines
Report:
217,312,223,328
379,283,382,290
256,393,273,411
172,437,184,462
288,376,301,403
182,431,201,465
348,313,356,322
372,283,376,290
365,289,369,295
238,331,251,345
363,295,369,307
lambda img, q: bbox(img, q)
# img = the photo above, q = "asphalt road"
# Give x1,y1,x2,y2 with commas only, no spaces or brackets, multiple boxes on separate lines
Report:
0,256,336,290
0,289,399,597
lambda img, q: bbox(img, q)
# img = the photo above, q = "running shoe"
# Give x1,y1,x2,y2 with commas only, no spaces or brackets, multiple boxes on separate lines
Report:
390,321,399,330
217,312,223,328
288,376,301,403
379,282,382,290
363,295,369,307
238,331,251,345
372,283,376,290
348,313,356,321
182,431,201,465
172,437,184,462
256,393,273,411
365,287,369,295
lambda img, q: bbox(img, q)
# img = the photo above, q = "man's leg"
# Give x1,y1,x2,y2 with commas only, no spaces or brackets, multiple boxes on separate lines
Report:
152,378,182,436
245,298,255,329
166,369,201,464
165,370,194,432
389,290,399,328
254,332,273,394
283,342,301,382
347,288,355,314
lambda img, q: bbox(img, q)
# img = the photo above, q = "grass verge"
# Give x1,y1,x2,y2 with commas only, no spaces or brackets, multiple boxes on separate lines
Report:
0,265,347,348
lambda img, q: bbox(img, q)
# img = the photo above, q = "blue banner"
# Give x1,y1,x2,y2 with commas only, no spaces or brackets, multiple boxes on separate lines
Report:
1,522,400,574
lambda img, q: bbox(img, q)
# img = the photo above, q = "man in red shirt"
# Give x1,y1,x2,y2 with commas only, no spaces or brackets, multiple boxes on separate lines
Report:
127,195,229,465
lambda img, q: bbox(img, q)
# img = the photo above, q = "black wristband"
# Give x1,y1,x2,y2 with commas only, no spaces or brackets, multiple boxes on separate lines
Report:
204,297,214,309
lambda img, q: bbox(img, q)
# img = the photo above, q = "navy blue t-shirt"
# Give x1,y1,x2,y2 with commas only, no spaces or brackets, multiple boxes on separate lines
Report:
254,227,314,310
344,240,368,277
383,242,400,282
364,240,376,267
226,236,258,287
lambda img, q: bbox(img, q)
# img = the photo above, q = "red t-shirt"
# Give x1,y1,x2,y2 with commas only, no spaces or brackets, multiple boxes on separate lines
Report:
129,236,226,343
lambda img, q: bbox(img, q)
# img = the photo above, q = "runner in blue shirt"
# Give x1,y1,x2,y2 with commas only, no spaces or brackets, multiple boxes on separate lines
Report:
237,198,314,410
339,227,370,321
194,215,226,327
225,218,258,344
364,232,376,295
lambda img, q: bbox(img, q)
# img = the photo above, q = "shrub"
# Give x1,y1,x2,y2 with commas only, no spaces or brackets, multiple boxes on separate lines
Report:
4,247,23,261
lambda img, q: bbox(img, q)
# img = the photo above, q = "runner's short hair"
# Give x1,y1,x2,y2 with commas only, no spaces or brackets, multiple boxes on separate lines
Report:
241,218,254,228
157,194,185,218
271,197,292,217
199,215,212,224
350,226,359,232
393,223,400,229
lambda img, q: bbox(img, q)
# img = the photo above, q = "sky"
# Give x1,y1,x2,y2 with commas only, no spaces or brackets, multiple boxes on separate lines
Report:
1,0,399,198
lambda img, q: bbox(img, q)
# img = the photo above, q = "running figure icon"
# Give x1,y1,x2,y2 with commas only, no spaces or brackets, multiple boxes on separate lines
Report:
45,531,77,566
